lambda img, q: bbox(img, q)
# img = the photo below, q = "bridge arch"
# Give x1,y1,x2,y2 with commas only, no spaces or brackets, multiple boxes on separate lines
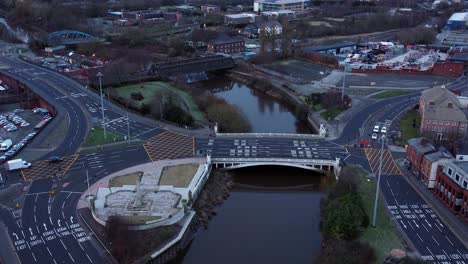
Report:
215,162,328,173
48,30,97,45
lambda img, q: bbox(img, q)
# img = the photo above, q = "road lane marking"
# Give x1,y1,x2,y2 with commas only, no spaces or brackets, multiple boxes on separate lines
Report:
46,247,52,256
60,239,67,250
68,252,75,262
31,252,37,262
416,233,424,242
86,253,93,263
426,246,435,257
432,236,440,246
421,223,429,232
442,249,451,260
445,236,454,246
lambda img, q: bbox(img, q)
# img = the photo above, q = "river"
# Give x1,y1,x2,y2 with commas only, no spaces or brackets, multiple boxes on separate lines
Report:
175,166,329,264
201,78,311,133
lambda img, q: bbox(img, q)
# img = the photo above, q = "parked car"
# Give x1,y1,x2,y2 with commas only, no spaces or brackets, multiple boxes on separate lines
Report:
0,139,13,151
0,156,7,163
373,125,380,133
371,133,378,140
381,126,387,134
48,156,63,163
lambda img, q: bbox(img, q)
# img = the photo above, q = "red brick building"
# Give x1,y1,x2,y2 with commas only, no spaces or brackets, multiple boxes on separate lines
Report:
434,161,468,223
406,138,436,176
419,87,468,141
420,150,453,188
207,37,245,54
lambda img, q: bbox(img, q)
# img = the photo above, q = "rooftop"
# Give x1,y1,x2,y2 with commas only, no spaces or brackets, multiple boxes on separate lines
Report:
450,53,468,62
302,41,357,53
424,150,453,162
448,12,468,22
256,0,305,4
224,13,256,19
408,138,436,154
454,161,468,174
209,36,244,45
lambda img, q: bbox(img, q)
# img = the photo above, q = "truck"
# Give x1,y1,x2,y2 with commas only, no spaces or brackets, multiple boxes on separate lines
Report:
6,159,31,171
0,139,12,151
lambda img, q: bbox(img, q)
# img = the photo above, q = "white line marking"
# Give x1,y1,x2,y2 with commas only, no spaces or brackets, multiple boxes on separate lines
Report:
31,252,37,262
46,247,52,256
68,252,75,262
432,236,440,246
445,236,454,246
416,233,424,242
60,239,67,250
86,253,93,263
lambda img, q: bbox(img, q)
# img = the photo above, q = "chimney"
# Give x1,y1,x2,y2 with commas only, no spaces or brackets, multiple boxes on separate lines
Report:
421,138,428,146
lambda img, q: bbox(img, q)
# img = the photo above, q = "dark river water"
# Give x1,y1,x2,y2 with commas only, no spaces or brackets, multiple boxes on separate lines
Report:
177,166,330,264
201,78,311,133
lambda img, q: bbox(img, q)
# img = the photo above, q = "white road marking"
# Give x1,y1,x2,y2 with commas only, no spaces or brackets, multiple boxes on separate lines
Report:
68,252,75,262
442,249,451,260
426,246,435,257
445,236,454,246
60,239,67,250
31,252,37,262
86,253,93,263
432,236,440,246
416,233,424,242
46,247,52,256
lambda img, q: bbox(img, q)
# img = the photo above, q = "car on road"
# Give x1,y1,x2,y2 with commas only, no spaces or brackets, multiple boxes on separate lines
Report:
371,133,378,140
381,126,387,134
48,156,63,163
373,125,380,133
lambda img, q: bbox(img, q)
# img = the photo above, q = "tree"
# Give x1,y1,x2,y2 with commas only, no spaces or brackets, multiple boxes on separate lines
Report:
316,240,375,264
323,192,368,241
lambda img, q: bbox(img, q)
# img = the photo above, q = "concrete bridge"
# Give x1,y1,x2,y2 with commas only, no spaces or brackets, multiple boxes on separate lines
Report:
196,133,347,177
147,55,235,77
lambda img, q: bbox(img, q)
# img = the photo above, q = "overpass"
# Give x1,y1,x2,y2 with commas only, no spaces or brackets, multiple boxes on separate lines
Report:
148,55,235,77
48,30,102,45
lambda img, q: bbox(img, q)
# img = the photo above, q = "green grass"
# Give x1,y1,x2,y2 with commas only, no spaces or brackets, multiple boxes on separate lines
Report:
399,109,420,145
83,128,125,147
371,90,412,99
109,172,143,187
115,81,206,124
320,108,345,120
352,167,404,263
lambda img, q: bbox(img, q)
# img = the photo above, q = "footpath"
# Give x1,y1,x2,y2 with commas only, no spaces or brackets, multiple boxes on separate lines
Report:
395,159,468,249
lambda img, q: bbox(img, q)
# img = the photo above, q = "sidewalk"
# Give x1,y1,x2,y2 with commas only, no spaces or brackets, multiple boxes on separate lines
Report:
396,159,468,249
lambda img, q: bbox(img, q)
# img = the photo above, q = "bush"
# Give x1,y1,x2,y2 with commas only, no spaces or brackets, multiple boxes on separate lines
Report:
316,239,376,264
130,92,144,101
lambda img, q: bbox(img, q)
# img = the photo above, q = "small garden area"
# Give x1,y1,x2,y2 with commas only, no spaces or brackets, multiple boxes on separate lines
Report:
109,172,143,187
305,91,351,121
159,163,199,188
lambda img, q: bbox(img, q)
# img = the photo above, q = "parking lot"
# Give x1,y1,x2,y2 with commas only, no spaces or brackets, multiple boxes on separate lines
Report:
264,59,332,82
143,131,194,161
0,106,51,164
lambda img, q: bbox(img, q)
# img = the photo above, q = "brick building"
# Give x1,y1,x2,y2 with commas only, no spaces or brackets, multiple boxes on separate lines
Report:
420,150,453,188
207,37,245,54
201,4,220,13
434,161,468,222
419,87,468,141
406,138,436,176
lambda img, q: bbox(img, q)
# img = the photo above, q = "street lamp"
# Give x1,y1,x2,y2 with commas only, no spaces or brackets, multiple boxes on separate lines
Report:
372,135,387,227
96,72,107,142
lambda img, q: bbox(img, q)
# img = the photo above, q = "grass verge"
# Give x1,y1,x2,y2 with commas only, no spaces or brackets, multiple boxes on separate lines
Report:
109,172,143,187
354,167,404,263
399,109,420,145
159,163,199,187
371,90,411,99
83,128,125,147
115,81,206,124
320,107,345,120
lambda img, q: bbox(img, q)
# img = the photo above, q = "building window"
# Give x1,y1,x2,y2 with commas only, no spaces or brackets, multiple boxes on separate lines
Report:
455,174,460,182
432,126,435,131
438,127,442,132
448,168,453,175
446,121,450,125
439,121,443,125
464,181,467,188
426,120,431,124
453,122,457,126
433,120,437,124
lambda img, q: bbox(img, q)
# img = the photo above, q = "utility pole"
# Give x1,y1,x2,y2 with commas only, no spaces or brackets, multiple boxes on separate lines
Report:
126,112,131,144
85,166,91,206
372,135,386,227
96,72,107,142
342,74,346,103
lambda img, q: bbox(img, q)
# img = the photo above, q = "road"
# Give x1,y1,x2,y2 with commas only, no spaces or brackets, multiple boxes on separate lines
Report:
382,175,468,263
1,145,150,264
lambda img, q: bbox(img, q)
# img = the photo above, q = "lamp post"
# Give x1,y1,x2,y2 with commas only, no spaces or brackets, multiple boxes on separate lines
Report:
96,72,107,142
372,135,387,227
342,74,346,103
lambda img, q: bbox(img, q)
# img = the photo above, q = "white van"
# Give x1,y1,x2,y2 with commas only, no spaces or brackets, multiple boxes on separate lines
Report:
0,139,12,151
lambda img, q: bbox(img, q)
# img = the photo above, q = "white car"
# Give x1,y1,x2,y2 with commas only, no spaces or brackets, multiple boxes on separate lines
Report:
381,126,387,133
371,133,378,140
373,125,380,133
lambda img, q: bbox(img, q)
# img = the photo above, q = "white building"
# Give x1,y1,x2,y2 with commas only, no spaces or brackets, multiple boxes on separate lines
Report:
254,0,306,12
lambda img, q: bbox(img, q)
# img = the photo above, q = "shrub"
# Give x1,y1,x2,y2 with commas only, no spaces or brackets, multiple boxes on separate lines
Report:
131,92,144,101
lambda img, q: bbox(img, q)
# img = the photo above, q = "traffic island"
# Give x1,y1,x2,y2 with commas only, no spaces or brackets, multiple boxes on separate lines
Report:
77,158,211,263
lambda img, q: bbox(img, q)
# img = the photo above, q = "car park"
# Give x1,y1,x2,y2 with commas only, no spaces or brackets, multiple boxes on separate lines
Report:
371,133,378,140
373,125,380,133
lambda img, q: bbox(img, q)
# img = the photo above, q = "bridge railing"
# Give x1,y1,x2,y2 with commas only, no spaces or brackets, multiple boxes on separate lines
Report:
211,157,336,164
215,132,324,139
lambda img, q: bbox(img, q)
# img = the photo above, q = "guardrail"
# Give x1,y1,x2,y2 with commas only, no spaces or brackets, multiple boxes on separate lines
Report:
215,133,324,139
211,157,337,164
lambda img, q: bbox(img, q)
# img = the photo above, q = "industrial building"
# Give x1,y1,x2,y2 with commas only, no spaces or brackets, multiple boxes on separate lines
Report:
253,0,306,12
446,12,468,30
224,13,257,25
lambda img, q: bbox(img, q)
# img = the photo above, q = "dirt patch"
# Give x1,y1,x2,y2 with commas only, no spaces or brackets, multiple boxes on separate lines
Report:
159,163,198,188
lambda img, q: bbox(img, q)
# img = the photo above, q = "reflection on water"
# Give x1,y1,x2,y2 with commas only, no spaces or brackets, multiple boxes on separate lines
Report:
177,166,328,264
200,78,311,133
